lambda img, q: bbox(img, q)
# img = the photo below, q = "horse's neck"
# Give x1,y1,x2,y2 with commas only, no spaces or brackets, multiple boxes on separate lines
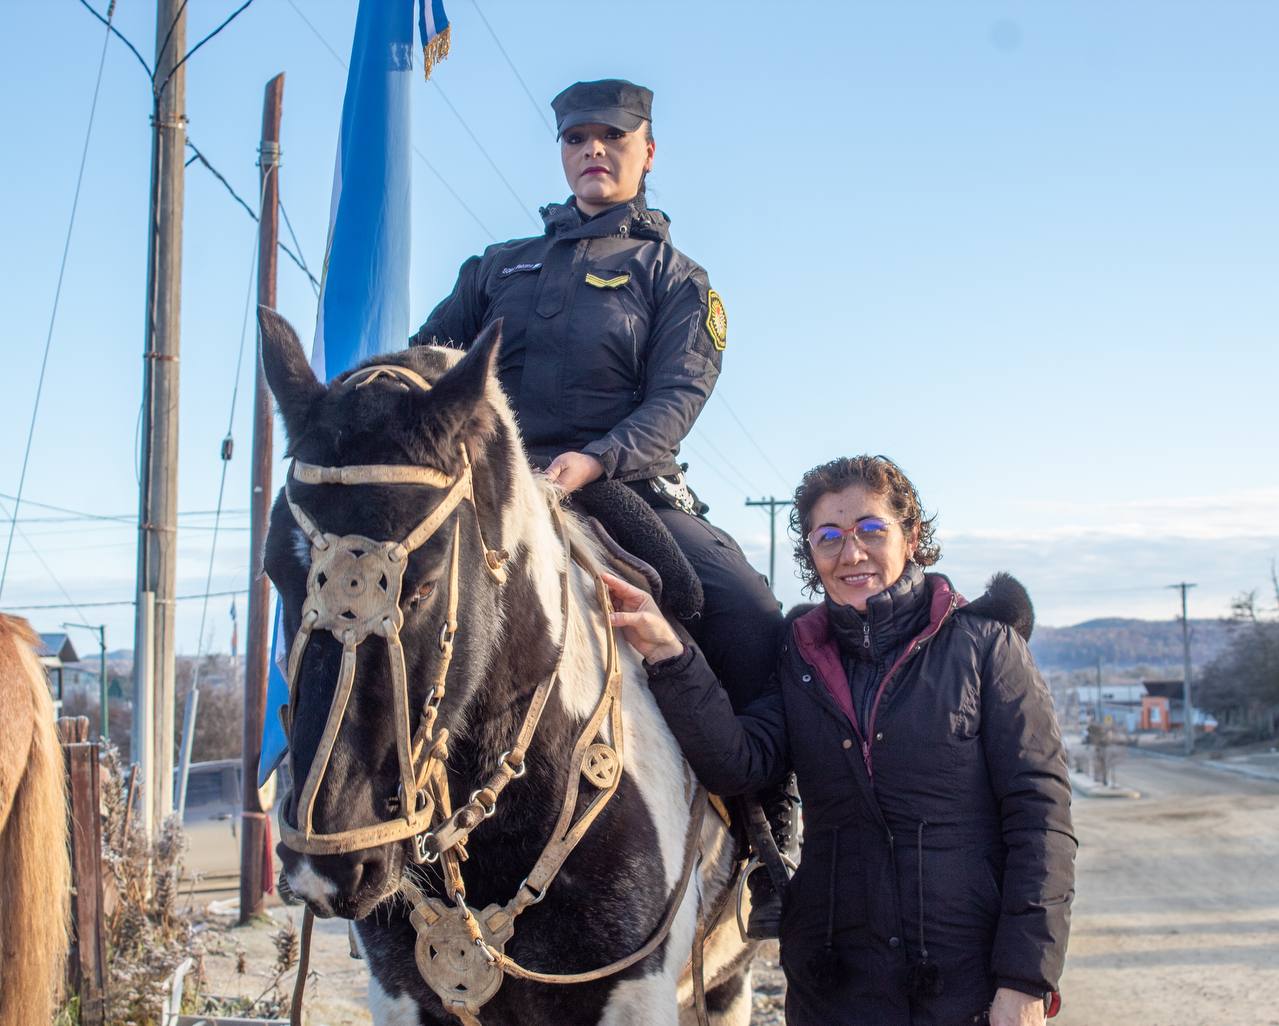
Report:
447,472,611,795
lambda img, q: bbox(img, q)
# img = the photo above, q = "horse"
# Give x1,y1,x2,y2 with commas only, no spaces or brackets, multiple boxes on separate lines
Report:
0,614,70,1026
259,308,755,1026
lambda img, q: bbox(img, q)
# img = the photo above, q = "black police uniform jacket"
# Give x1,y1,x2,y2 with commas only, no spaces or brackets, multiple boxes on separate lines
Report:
411,197,722,482
646,569,1076,1026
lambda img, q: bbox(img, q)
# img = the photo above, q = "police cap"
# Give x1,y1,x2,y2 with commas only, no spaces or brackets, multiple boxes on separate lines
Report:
551,79,653,139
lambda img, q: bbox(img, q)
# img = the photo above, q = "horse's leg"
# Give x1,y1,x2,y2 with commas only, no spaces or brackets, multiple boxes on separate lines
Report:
703,966,753,1026
599,974,681,1026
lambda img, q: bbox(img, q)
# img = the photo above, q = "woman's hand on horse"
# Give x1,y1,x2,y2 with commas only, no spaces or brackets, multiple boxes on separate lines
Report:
988,988,1047,1026
602,572,686,664
545,451,605,493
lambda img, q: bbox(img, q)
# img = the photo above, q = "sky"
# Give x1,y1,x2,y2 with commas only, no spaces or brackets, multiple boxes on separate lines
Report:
1,0,1276,659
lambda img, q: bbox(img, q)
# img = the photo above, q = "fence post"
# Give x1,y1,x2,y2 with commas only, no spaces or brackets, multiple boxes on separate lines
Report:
59,716,107,1026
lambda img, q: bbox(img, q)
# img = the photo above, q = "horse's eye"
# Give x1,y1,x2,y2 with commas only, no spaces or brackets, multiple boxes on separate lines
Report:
407,582,435,609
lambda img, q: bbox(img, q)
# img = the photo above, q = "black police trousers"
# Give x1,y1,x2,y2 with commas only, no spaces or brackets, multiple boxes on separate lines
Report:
646,505,784,711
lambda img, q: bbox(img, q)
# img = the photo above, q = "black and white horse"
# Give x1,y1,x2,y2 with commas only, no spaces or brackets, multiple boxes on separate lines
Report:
259,309,754,1026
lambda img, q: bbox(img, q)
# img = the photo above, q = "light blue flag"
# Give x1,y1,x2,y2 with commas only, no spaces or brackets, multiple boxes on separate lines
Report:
260,0,447,786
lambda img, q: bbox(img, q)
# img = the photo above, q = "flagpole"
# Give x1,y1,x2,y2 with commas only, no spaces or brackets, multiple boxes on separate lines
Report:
241,72,284,924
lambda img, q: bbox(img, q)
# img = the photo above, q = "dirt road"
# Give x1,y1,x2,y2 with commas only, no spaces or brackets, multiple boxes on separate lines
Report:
1056,750,1279,1026
196,751,1276,1024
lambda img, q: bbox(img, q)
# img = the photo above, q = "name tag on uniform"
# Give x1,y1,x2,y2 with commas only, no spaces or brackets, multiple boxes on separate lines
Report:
499,262,542,277
584,272,631,289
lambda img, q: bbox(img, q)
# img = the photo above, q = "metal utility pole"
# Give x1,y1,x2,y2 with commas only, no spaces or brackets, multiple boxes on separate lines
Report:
64,622,109,740
1095,654,1103,724
1169,582,1198,755
241,73,284,924
745,497,793,593
134,0,187,830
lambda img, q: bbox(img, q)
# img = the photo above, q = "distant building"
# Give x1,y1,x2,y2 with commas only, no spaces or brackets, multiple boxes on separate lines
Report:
1140,679,1215,732
36,631,80,713
1075,679,1214,733
1076,683,1146,731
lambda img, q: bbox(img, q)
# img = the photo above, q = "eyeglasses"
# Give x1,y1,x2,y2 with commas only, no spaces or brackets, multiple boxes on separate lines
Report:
806,517,901,559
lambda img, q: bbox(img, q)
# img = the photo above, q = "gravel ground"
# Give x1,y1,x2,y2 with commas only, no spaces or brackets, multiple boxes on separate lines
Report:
192,907,785,1024
194,748,1278,1025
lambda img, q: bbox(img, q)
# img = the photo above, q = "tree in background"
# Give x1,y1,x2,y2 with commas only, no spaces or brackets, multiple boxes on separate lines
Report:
174,653,244,762
1196,563,1279,738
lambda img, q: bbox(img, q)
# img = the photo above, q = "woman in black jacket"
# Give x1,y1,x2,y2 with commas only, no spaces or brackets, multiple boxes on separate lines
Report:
606,455,1076,1026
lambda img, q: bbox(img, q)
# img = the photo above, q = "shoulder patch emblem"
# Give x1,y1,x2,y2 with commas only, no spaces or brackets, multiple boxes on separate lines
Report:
584,272,631,289
706,290,727,351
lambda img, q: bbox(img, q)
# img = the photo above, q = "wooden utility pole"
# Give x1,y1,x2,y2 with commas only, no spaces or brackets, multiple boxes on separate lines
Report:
241,73,284,923
135,0,187,831
1170,581,1198,755
745,496,793,593
59,717,107,1026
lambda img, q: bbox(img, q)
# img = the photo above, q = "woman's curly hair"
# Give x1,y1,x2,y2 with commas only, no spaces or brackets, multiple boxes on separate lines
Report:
788,455,941,596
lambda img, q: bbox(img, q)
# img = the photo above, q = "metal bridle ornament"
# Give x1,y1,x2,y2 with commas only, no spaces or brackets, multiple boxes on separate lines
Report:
277,364,709,1026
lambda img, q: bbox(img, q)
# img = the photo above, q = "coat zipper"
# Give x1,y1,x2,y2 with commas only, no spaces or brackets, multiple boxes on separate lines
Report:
861,592,959,778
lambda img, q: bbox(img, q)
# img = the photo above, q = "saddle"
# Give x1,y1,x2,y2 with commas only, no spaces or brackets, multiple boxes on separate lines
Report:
567,479,704,622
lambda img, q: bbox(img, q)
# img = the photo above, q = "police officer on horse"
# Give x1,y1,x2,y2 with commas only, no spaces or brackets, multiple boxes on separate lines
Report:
412,78,792,935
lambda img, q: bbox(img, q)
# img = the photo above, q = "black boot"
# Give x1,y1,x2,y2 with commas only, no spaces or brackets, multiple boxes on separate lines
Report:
744,778,799,940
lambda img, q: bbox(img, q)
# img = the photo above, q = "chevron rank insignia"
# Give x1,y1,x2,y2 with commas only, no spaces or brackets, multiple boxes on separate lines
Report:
585,272,631,289
706,290,727,351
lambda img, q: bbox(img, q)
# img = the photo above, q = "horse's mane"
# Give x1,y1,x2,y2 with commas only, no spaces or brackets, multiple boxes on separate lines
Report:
0,615,70,1026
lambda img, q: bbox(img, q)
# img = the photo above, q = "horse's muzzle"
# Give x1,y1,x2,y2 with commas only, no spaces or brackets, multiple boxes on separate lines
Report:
277,840,402,921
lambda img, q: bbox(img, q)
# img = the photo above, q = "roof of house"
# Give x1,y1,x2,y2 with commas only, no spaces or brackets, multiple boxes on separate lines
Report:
36,632,79,665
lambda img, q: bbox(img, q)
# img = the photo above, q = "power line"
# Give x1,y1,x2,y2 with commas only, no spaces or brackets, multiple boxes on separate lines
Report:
680,440,750,500
715,391,791,492
76,0,152,78
0,500,92,626
283,0,498,240
0,493,248,524
430,80,541,228
185,139,320,289
156,0,257,100
1,6,114,602
154,0,190,83
279,200,320,297
74,2,318,289
469,0,555,137
686,430,767,498
2,588,248,613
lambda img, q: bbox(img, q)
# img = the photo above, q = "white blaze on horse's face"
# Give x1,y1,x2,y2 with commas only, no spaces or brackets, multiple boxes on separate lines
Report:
284,856,338,915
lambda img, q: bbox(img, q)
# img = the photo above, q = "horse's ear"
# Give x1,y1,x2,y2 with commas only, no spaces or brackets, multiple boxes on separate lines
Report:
419,319,502,446
258,306,324,440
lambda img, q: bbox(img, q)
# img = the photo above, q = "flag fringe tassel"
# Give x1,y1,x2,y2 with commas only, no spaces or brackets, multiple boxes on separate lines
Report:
422,25,451,81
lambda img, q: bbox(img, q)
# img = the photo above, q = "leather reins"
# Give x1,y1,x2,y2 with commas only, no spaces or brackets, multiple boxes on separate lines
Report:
279,363,709,1026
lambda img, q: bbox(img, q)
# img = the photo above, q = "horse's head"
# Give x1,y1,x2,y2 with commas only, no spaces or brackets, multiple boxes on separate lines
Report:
259,309,544,919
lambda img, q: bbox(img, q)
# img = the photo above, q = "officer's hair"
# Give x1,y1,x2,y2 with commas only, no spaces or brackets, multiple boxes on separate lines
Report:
639,122,654,196
789,455,941,596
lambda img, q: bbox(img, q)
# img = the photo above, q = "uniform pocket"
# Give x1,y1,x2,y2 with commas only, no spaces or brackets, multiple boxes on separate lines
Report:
562,267,647,428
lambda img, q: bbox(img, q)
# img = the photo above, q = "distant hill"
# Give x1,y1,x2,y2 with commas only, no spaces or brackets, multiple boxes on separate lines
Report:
1030,618,1237,673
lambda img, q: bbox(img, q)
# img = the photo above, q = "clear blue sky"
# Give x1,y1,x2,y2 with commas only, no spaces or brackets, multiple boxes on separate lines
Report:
2,1,1276,657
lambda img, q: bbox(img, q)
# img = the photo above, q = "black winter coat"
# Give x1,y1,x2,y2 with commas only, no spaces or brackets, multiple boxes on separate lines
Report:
411,197,723,482
646,572,1076,1026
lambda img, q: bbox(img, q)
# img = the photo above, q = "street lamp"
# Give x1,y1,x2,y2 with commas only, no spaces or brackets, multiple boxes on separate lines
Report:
62,622,108,740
